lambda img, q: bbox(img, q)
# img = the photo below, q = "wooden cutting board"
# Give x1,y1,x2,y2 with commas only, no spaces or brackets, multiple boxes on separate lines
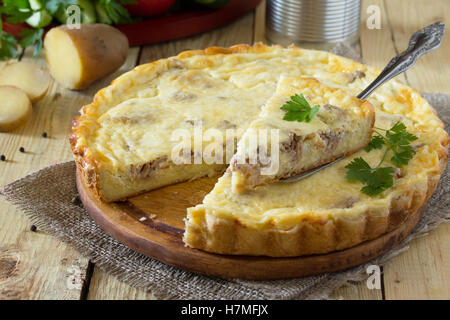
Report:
76,169,425,280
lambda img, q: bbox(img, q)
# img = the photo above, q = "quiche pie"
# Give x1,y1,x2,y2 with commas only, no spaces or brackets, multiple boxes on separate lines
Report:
229,76,375,193
71,44,449,257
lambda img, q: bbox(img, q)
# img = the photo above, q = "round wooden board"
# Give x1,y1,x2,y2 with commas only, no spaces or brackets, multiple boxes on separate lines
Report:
76,169,425,280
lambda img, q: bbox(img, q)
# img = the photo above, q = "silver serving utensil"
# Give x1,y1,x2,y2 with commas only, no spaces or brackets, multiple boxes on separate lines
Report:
282,22,445,183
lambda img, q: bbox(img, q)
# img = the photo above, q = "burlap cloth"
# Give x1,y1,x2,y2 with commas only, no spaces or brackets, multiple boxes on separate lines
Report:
2,44,449,300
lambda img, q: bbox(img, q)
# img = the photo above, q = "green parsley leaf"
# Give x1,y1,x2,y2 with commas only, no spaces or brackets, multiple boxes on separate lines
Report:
385,122,418,167
365,134,385,152
19,29,44,57
361,167,395,196
348,121,418,196
390,145,415,167
345,157,395,196
345,157,372,181
280,93,320,123
0,32,19,61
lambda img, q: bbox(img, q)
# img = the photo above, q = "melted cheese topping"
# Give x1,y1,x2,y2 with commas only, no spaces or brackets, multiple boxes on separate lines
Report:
75,46,447,219
194,109,434,229
230,76,374,191
92,69,268,167
80,48,377,171
250,77,369,136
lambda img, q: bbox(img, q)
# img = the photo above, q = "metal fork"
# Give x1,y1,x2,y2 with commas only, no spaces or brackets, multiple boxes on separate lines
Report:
282,22,445,183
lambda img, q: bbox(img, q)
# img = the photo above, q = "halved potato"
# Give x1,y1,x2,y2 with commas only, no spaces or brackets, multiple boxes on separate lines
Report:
0,86,32,132
0,61,51,103
44,24,129,90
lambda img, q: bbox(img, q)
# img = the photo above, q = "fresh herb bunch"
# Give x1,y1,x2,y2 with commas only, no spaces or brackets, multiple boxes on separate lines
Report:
346,122,418,196
365,122,418,166
0,0,134,61
281,93,320,123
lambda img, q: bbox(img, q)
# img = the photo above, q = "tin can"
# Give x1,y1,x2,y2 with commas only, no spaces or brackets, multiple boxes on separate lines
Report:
266,0,361,49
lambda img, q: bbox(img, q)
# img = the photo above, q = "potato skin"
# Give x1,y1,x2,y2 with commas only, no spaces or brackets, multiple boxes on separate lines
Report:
45,24,129,90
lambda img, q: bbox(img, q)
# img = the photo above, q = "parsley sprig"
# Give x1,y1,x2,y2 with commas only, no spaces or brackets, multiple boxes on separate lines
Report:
365,122,418,167
281,93,320,123
346,122,418,196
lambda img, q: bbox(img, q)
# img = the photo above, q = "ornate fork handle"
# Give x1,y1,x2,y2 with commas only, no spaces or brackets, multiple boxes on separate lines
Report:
357,22,445,100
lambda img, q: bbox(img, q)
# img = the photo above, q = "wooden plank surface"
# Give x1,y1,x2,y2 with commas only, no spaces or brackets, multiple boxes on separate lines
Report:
254,0,267,43
356,0,450,300
328,0,396,300
379,0,450,300
0,0,448,300
0,47,140,299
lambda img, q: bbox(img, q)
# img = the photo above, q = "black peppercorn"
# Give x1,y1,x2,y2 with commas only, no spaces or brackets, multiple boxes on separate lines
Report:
71,195,82,206
42,132,48,138
30,225,37,232
0,155,5,161
19,147,25,153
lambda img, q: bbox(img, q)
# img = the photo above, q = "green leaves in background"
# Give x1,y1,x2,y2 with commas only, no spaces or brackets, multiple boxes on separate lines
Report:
0,32,19,60
0,0,33,24
46,0,77,15
19,28,44,57
97,0,136,24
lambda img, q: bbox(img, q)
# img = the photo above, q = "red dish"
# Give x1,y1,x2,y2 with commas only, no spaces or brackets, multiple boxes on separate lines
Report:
125,0,176,17
3,0,262,47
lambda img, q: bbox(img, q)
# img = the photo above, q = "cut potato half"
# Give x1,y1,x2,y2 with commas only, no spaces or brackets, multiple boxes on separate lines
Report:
44,24,129,90
0,61,51,103
0,86,32,132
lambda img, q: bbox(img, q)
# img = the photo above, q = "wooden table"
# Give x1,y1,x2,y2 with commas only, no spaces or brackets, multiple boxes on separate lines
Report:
0,0,448,300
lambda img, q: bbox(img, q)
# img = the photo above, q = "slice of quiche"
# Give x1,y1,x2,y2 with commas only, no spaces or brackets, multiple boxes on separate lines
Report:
229,76,375,192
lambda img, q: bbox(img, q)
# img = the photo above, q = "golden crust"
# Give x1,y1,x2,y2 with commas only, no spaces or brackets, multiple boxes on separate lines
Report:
71,43,449,256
